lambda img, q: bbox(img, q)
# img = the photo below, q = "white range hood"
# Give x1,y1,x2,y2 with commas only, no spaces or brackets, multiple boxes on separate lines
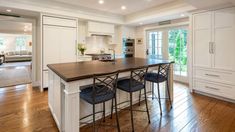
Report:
87,21,115,37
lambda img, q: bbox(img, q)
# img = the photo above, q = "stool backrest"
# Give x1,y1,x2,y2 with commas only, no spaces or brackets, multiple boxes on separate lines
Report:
93,71,119,99
130,66,148,88
157,64,170,80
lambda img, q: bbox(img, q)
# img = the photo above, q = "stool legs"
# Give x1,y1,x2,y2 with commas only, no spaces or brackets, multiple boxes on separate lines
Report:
110,99,113,119
157,83,162,115
92,104,96,132
114,96,121,132
103,102,105,122
130,92,135,132
144,86,151,124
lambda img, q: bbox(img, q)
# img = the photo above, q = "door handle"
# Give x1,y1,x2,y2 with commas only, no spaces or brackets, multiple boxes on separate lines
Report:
146,49,149,55
205,86,219,91
205,74,220,77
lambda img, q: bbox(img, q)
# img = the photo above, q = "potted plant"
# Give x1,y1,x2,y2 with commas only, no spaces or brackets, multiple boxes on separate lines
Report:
77,44,86,55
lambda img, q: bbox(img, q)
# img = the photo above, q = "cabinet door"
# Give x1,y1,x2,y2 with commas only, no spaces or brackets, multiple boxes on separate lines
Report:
78,23,86,44
214,7,235,71
193,12,213,68
43,25,61,70
59,27,77,63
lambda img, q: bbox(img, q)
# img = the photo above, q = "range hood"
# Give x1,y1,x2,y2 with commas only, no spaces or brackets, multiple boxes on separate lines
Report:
87,21,115,37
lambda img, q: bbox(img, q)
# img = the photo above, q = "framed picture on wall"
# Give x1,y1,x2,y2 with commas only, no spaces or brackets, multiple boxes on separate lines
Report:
136,38,143,44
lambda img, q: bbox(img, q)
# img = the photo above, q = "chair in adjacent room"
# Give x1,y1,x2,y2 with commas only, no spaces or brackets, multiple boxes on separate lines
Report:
143,63,172,115
80,71,120,132
113,67,150,132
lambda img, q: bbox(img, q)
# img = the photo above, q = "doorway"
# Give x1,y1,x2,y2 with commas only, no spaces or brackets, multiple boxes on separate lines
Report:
0,20,34,88
146,26,189,83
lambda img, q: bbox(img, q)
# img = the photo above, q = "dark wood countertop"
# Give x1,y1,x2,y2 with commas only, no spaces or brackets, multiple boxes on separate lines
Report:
47,58,173,82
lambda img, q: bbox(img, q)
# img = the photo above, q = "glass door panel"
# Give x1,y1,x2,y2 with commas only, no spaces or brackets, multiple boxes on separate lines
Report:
168,29,188,77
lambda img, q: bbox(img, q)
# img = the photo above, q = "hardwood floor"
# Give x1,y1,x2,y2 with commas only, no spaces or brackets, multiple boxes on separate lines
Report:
0,83,235,132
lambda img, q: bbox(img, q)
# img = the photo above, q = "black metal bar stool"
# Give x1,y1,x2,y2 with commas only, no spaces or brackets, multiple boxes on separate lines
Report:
142,64,172,115
112,67,150,132
80,71,120,132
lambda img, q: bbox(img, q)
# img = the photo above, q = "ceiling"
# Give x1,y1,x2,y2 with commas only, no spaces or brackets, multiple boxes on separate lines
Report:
0,20,32,34
19,0,177,15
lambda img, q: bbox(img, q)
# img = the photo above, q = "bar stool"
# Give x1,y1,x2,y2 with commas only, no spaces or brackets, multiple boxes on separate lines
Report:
80,71,120,132
143,64,172,115
113,67,150,132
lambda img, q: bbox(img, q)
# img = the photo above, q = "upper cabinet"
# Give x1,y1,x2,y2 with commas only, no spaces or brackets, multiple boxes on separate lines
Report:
87,21,115,36
193,7,235,71
77,21,86,44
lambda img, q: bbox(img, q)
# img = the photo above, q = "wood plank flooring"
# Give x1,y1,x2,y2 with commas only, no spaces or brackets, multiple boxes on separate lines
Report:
0,83,235,132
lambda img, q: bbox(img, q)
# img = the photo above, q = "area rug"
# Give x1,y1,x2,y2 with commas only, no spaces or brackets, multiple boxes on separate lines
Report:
0,66,32,88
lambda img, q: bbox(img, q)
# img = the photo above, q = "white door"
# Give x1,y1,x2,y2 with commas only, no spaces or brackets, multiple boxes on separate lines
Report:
193,12,213,68
214,7,235,71
43,25,61,70
59,27,77,63
146,30,164,59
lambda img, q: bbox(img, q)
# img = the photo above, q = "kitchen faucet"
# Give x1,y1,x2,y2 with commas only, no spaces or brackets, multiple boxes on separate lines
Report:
109,48,115,62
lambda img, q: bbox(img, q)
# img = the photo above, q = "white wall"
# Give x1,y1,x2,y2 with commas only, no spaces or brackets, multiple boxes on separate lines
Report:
0,34,32,53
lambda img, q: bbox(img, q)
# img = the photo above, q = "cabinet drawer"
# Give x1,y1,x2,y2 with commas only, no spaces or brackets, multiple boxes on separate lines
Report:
194,69,235,85
193,80,235,100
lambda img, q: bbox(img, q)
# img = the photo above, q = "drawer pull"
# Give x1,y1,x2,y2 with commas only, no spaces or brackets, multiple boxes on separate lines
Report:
205,86,219,91
205,74,220,77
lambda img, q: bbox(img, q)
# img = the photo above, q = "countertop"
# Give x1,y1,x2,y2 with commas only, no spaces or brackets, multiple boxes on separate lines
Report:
47,58,173,82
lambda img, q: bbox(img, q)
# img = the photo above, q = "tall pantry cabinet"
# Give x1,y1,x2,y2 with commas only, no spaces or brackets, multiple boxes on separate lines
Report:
192,7,235,100
42,16,77,89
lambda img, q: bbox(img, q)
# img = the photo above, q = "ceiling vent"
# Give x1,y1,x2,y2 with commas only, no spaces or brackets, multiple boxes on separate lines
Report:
159,20,171,25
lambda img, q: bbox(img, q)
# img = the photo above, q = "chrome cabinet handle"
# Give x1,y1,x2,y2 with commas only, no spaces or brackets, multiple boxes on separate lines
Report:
205,73,220,77
205,86,219,91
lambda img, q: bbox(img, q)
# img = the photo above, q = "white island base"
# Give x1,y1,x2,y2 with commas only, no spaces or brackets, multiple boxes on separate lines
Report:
48,66,173,132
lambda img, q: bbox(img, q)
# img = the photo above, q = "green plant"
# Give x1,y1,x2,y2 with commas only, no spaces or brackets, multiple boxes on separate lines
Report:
168,29,187,73
77,44,86,55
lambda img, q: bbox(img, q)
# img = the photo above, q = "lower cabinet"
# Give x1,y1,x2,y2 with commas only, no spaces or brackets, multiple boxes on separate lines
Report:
193,67,235,100
43,71,49,88
193,79,235,100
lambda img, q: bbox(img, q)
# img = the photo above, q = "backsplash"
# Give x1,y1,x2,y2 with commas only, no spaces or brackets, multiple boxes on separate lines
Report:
85,36,112,54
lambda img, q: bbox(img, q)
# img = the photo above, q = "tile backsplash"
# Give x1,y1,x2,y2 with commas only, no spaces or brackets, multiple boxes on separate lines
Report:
85,36,112,54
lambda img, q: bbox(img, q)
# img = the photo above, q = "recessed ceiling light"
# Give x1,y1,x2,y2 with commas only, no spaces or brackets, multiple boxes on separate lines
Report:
139,22,143,25
6,9,12,12
24,29,27,32
121,6,126,10
180,14,185,17
98,0,104,4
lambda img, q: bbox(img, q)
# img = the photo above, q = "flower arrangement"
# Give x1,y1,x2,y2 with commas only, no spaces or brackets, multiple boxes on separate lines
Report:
77,44,86,55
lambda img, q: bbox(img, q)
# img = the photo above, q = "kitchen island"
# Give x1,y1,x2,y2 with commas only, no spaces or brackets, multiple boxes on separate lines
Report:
47,58,174,132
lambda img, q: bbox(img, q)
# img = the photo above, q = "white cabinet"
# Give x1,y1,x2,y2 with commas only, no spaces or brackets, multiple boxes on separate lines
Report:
214,8,235,71
87,21,114,36
193,12,212,68
78,22,86,44
192,7,235,100
42,16,77,88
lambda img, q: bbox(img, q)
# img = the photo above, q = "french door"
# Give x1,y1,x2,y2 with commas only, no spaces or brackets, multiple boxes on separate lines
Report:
146,26,188,83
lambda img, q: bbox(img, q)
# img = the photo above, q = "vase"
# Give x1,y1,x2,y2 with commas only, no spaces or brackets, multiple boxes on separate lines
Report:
81,51,85,55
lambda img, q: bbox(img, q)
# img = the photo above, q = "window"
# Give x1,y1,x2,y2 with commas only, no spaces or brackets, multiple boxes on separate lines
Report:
0,37,5,50
16,36,27,51
148,31,163,59
168,29,188,76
